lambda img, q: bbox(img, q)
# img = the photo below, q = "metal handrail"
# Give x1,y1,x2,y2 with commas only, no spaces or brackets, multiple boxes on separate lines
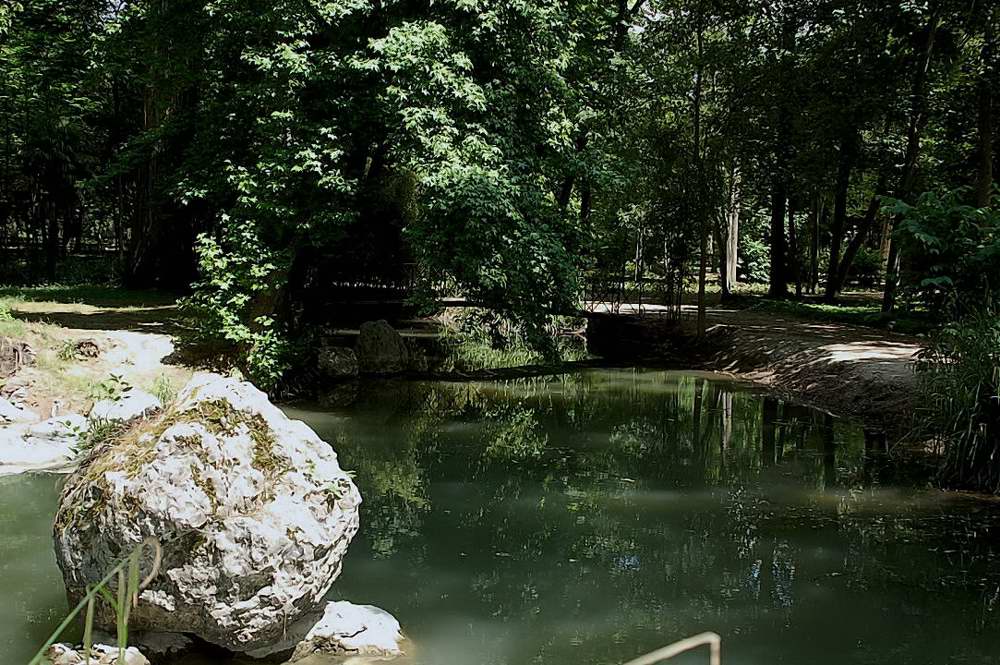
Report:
622,632,721,665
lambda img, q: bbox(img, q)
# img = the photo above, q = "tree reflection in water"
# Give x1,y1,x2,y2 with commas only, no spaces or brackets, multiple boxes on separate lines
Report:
284,370,1000,665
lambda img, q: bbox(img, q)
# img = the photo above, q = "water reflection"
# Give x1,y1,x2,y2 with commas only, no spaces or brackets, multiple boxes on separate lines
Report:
4,370,1000,665
284,370,1000,665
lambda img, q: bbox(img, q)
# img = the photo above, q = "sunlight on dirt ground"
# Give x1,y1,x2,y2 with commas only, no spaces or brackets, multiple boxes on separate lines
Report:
0,287,192,417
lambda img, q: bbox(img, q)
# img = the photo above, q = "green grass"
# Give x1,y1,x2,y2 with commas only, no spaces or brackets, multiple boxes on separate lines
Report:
0,284,178,309
744,297,935,335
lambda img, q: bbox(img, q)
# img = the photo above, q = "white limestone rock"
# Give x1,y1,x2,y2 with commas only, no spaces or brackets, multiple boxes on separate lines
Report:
247,601,405,661
89,389,162,423
54,373,362,653
45,643,149,665
289,602,405,662
30,413,89,443
0,396,40,423
0,414,86,475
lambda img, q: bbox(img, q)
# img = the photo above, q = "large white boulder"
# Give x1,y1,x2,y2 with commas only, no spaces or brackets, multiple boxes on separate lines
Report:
53,373,362,652
89,389,162,423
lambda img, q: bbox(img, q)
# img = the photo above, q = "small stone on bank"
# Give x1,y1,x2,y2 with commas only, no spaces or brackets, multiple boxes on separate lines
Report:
288,602,405,662
45,643,148,665
0,396,40,423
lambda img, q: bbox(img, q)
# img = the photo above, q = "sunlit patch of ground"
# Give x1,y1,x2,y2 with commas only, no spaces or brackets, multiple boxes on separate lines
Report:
0,286,192,416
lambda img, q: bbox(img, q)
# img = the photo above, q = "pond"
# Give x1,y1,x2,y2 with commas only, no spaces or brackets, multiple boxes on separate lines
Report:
4,369,1000,664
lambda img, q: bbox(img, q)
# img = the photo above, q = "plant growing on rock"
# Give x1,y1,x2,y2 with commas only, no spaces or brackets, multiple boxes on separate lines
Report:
28,538,161,665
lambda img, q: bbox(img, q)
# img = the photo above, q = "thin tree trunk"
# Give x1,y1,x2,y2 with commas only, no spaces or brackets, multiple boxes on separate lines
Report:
694,17,708,337
976,7,995,207
720,162,740,298
788,202,801,297
825,131,856,301
883,9,940,312
767,174,788,298
832,174,888,294
810,195,822,294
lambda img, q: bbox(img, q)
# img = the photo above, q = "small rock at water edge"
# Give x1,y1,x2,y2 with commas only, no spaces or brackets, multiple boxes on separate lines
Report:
45,643,148,665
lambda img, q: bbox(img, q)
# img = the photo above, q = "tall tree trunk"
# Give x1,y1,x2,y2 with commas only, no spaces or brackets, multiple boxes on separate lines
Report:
720,162,740,298
825,131,856,301
883,10,940,312
788,202,801,297
45,201,59,281
832,174,888,293
767,173,788,298
976,7,995,207
694,17,709,337
810,195,822,294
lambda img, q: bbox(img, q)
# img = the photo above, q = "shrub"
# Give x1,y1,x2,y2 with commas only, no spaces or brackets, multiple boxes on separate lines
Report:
181,222,291,390
849,246,883,288
916,310,1000,492
888,187,1000,315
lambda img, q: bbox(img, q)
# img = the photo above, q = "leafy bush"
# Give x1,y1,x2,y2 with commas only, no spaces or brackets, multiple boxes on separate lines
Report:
440,308,586,372
849,246,883,288
181,222,292,390
88,373,131,402
916,310,1000,492
150,375,177,406
888,187,1000,314
738,210,771,284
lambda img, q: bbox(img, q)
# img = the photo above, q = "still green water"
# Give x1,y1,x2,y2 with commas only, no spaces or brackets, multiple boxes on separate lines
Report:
4,370,1000,664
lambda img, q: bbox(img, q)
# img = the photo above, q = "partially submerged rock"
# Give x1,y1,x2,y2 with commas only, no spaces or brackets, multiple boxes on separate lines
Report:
45,643,148,665
317,345,360,380
89,389,162,423
0,414,87,476
355,321,409,374
289,602,405,663
54,373,362,652
246,601,405,662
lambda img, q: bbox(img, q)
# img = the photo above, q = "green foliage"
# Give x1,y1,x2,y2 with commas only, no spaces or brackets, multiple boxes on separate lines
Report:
183,223,291,389
441,309,586,372
56,340,78,362
27,539,161,665
849,247,884,289
75,418,126,457
739,236,771,285
150,376,177,406
88,373,132,402
889,188,1000,314
916,310,1000,492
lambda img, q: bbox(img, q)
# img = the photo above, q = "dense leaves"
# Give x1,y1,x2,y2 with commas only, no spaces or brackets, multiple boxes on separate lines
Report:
0,0,997,396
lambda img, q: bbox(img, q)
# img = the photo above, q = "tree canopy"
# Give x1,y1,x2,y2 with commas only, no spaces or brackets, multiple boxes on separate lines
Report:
0,0,997,385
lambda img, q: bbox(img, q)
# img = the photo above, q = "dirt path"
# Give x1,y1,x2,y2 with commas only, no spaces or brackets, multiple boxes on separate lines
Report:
2,295,191,418
692,307,921,437
587,303,923,438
